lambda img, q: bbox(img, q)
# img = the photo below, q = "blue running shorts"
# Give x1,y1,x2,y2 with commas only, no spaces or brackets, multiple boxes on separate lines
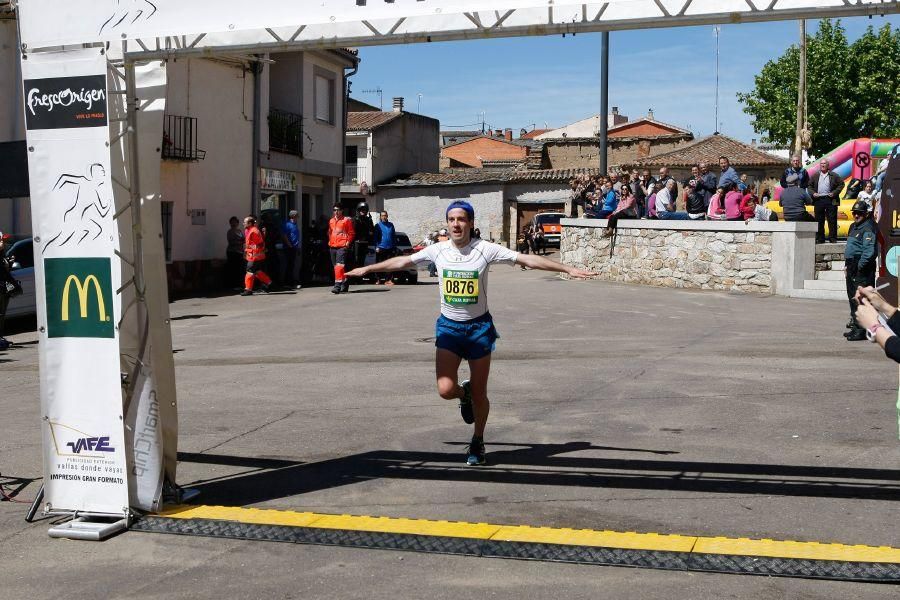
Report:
435,312,499,360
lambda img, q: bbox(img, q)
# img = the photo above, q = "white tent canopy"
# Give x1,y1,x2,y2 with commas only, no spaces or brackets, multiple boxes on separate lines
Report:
19,0,900,57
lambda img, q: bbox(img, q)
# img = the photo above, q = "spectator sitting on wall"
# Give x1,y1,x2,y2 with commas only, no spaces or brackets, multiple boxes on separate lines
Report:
684,180,706,220
724,183,744,221
717,156,741,190
655,179,690,220
602,184,637,237
657,167,676,204
739,185,758,221
744,196,776,222
780,173,815,222
707,187,727,220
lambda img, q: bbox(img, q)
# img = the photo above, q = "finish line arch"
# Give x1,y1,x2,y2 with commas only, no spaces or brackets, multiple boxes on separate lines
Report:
15,0,900,532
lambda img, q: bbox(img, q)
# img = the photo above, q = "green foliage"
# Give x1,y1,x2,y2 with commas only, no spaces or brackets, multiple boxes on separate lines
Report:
737,19,900,156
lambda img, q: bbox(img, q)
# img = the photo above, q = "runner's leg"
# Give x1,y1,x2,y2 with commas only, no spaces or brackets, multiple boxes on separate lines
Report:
435,348,464,400
467,354,491,438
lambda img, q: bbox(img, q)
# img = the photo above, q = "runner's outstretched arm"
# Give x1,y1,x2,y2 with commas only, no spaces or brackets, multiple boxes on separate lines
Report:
345,255,415,278
516,253,597,279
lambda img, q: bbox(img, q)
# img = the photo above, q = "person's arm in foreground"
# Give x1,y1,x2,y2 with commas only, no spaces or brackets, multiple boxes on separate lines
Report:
515,253,596,278
345,255,415,279
854,287,900,361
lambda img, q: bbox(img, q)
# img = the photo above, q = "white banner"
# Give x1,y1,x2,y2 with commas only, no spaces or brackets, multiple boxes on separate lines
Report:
23,48,129,516
19,0,557,47
110,59,177,512
19,0,898,50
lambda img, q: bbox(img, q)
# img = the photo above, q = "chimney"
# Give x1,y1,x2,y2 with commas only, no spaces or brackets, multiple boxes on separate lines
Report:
504,128,513,142
611,106,618,115
648,108,654,120
392,97,404,112
487,129,493,137
751,138,757,146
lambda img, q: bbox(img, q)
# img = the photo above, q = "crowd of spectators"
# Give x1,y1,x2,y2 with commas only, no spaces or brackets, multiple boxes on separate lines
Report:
569,156,778,237
569,152,888,242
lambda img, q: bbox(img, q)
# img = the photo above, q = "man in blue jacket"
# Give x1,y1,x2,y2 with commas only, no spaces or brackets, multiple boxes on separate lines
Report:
780,154,809,190
843,200,878,341
717,156,741,190
374,210,397,285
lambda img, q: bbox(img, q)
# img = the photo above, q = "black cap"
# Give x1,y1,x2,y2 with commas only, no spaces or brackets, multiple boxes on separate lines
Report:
851,200,871,214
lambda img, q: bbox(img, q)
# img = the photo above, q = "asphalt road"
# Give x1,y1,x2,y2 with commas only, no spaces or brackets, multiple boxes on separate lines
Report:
2,261,899,598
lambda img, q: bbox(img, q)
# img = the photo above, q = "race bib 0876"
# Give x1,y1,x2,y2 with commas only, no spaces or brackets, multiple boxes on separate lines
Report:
443,269,479,305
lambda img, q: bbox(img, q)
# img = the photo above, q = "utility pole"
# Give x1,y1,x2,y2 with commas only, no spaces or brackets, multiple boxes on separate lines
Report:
713,26,720,134
793,20,808,158
599,31,609,174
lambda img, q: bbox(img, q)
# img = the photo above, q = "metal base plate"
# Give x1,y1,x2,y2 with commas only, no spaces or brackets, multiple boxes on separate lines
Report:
48,517,128,541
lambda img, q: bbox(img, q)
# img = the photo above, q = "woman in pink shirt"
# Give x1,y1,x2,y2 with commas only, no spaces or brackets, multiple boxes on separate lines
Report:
707,187,726,220
602,185,637,237
723,183,744,221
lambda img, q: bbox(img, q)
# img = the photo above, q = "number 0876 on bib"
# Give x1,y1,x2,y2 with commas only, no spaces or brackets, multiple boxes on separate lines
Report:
443,269,479,305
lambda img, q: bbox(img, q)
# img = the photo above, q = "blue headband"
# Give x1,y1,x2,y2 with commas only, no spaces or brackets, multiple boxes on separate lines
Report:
446,200,475,221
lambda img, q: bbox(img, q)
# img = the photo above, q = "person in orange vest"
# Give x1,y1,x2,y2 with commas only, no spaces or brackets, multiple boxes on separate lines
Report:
240,215,272,296
328,203,355,294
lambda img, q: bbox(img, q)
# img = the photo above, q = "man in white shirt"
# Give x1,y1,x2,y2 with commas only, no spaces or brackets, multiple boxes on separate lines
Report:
346,200,595,466
655,180,690,220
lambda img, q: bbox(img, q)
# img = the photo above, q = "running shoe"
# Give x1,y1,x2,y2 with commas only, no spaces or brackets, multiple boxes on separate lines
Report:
0,337,10,351
459,379,474,424
466,436,486,466
240,289,254,296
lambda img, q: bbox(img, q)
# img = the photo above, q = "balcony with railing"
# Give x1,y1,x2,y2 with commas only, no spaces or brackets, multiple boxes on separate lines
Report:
162,115,206,161
268,109,304,156
343,163,368,185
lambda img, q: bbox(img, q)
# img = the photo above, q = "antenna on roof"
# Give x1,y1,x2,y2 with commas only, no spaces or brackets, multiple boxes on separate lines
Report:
361,87,384,110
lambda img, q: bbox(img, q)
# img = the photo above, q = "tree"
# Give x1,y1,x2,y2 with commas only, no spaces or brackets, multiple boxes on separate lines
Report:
737,20,900,156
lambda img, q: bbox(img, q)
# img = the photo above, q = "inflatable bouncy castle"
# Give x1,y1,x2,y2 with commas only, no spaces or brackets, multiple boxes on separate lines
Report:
768,138,900,238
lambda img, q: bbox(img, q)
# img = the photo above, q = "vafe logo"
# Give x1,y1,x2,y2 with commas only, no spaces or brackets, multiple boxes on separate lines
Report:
23,75,108,130
48,422,117,458
67,436,115,454
44,258,114,339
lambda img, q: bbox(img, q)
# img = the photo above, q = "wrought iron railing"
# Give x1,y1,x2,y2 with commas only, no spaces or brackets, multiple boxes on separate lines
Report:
162,115,207,161
269,109,304,156
343,164,367,184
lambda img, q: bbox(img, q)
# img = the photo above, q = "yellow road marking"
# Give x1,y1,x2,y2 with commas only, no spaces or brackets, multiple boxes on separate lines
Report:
154,505,900,564
159,505,321,528
493,525,696,553
311,514,500,539
693,537,900,564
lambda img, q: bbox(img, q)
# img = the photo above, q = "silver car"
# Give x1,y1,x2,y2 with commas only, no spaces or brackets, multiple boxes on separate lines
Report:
364,231,418,283
4,238,36,318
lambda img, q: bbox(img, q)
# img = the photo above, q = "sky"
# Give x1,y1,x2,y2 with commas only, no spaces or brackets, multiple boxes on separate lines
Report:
351,14,900,143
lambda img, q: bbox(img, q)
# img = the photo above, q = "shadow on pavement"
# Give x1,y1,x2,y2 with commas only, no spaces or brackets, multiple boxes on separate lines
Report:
177,441,900,507
171,314,219,321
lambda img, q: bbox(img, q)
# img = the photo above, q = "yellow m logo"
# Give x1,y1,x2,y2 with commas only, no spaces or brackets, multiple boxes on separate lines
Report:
61,274,108,322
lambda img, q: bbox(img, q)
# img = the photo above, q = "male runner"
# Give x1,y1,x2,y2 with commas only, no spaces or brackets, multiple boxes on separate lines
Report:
346,200,595,465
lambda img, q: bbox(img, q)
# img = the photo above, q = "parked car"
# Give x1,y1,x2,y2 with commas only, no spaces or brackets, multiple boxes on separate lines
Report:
4,238,36,318
364,232,418,283
530,211,567,247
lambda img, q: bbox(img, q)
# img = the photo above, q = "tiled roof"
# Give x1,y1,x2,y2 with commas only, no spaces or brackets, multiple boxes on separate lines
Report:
609,117,691,136
382,167,601,188
629,133,789,168
441,135,521,150
347,111,403,132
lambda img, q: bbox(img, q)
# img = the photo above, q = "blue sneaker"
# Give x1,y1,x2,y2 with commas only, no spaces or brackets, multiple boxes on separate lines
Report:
0,337,10,351
466,436,486,466
459,380,474,424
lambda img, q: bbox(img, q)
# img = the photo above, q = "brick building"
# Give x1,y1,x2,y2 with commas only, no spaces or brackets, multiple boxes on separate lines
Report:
440,132,529,169
539,116,694,170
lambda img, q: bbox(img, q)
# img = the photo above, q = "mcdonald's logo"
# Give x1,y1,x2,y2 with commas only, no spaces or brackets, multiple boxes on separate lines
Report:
44,258,114,339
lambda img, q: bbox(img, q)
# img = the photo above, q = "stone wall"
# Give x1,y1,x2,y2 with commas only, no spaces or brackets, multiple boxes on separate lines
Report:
561,219,818,296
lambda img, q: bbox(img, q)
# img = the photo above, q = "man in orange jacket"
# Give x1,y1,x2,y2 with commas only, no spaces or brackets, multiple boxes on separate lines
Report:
328,203,355,294
241,215,272,296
